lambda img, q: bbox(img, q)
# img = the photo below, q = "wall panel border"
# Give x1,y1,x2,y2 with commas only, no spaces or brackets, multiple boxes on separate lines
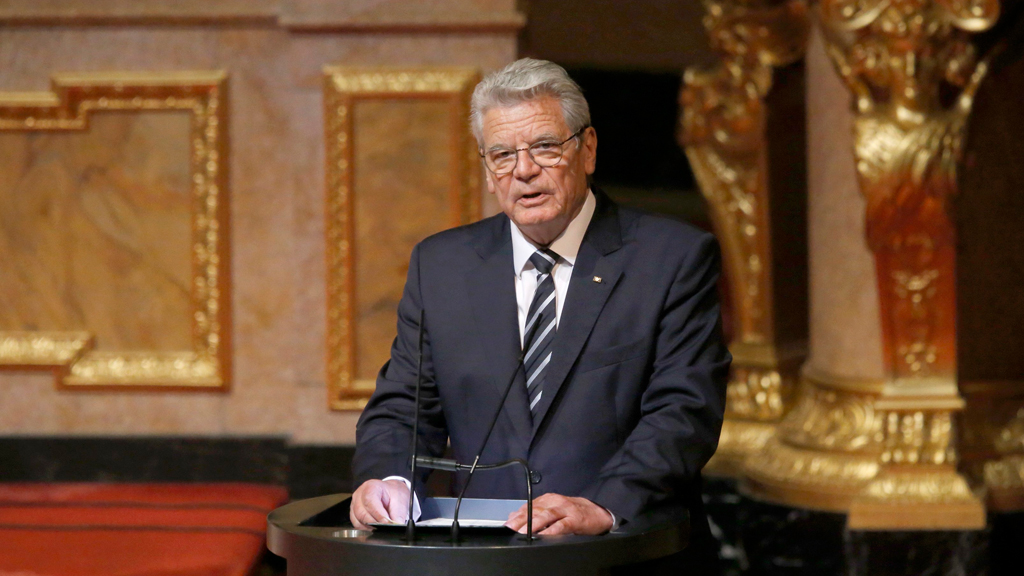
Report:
323,67,481,410
0,71,231,391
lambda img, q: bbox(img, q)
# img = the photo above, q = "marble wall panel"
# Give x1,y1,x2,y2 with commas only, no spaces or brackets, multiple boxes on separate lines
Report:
0,112,192,352
805,30,885,380
0,23,517,441
352,99,453,382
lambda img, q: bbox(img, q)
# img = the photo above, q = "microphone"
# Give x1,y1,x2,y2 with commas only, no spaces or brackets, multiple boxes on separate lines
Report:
413,456,461,472
450,319,540,542
405,310,426,543
405,317,538,543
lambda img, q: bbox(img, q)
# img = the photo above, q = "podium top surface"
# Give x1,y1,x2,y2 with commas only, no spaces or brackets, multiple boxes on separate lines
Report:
267,494,690,576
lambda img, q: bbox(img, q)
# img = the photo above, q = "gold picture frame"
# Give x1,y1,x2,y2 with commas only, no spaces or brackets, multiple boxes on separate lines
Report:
324,67,481,410
0,71,231,390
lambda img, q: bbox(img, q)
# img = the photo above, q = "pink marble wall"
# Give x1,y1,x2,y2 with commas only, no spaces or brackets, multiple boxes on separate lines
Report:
0,20,516,443
805,30,886,380
0,112,193,352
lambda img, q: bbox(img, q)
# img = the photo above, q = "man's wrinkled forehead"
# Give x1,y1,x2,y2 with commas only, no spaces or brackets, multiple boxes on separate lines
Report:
480,97,568,147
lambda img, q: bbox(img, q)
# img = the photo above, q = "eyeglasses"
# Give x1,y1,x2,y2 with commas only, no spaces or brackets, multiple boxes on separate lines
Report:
480,126,588,175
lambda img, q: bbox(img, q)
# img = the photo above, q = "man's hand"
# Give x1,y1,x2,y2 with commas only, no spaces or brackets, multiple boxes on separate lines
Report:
349,479,411,530
505,493,613,535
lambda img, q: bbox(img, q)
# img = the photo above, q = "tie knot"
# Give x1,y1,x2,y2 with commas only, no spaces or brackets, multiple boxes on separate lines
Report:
529,249,558,275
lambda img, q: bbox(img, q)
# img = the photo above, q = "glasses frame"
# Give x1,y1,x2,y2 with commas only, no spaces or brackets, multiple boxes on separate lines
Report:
479,125,589,176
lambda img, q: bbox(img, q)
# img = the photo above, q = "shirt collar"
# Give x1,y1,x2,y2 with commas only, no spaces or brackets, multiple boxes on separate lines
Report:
511,189,596,277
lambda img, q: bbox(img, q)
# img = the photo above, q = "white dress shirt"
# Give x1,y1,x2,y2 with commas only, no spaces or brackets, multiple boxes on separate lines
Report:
510,190,596,344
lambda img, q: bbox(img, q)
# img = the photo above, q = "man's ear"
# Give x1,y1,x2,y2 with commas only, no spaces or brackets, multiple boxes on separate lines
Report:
484,170,497,195
583,127,597,175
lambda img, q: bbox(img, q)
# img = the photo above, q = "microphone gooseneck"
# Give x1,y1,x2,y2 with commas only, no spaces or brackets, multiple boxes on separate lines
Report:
450,319,541,542
405,310,425,543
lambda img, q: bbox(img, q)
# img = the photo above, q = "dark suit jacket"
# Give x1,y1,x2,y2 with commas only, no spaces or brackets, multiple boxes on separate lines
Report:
353,190,730,529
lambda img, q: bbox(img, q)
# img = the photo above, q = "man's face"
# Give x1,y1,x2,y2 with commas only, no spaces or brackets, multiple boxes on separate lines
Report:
480,96,597,246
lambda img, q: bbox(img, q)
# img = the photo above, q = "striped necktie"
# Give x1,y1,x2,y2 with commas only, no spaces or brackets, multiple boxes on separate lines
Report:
524,248,558,417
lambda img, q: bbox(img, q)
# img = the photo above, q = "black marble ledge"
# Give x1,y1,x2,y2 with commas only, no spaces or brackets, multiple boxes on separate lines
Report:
844,529,988,576
738,496,847,576
0,436,289,485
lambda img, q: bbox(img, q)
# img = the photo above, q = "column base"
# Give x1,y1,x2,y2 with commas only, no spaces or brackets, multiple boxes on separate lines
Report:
847,466,986,530
742,436,879,512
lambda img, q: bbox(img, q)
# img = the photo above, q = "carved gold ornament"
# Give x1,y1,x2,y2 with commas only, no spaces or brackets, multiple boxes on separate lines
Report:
324,67,481,410
0,72,231,390
743,0,1000,528
680,0,811,475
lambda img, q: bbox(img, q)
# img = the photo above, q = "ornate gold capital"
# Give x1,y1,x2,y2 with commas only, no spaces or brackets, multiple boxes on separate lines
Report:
742,1,999,526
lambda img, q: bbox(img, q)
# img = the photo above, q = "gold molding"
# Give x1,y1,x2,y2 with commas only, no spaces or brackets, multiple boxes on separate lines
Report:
0,332,94,367
324,66,481,411
0,71,231,391
680,0,811,476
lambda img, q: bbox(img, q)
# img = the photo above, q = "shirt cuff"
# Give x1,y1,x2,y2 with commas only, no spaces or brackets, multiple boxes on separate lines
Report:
382,476,422,521
603,507,620,532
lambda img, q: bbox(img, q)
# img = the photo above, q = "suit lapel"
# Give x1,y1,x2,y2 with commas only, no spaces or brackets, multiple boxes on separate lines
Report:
465,217,533,444
530,193,624,438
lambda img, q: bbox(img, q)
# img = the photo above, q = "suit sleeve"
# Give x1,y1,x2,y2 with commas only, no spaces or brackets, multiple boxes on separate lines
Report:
352,243,449,490
581,232,730,522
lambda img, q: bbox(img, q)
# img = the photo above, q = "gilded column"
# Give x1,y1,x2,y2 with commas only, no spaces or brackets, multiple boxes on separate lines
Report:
745,0,998,529
680,0,811,475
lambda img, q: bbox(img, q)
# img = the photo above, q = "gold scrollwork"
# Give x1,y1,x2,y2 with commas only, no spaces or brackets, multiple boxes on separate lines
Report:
819,0,996,380
742,435,880,512
742,372,884,510
324,67,481,410
681,0,810,477
778,377,883,453
0,71,231,390
681,0,810,345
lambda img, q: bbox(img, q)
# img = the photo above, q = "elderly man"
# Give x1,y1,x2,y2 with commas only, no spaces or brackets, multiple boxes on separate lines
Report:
349,58,729,561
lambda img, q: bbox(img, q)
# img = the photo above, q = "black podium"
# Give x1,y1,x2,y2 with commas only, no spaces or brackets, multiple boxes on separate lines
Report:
266,494,690,576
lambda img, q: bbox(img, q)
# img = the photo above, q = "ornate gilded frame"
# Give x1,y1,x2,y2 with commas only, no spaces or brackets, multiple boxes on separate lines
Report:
0,71,231,390
324,67,481,410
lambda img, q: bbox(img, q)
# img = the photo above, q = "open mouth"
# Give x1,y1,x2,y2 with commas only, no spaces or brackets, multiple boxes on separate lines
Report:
521,192,543,200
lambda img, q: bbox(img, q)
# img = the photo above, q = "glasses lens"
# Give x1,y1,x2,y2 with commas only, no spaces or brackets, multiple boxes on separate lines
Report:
485,149,517,174
529,141,564,166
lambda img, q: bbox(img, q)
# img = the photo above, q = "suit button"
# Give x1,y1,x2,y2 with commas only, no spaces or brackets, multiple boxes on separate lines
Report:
530,470,542,484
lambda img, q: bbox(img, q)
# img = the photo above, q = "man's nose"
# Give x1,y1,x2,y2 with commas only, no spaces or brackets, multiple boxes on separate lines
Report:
512,148,542,180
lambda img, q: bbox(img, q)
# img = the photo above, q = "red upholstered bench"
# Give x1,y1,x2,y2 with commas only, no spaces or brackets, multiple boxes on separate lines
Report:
0,483,288,576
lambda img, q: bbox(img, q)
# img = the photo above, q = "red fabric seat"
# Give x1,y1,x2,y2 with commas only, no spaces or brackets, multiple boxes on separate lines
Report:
0,483,288,576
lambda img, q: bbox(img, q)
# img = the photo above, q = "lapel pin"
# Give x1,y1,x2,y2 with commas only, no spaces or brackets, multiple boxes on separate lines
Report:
593,276,603,283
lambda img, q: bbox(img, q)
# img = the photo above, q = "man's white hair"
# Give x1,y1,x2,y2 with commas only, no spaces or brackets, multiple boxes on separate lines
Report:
470,58,590,145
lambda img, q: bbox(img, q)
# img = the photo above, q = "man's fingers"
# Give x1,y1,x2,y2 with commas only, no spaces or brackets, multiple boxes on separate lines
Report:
539,517,573,535
508,504,565,534
350,501,372,530
349,481,395,527
504,493,612,535
505,502,528,530
361,490,393,524
382,480,411,523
